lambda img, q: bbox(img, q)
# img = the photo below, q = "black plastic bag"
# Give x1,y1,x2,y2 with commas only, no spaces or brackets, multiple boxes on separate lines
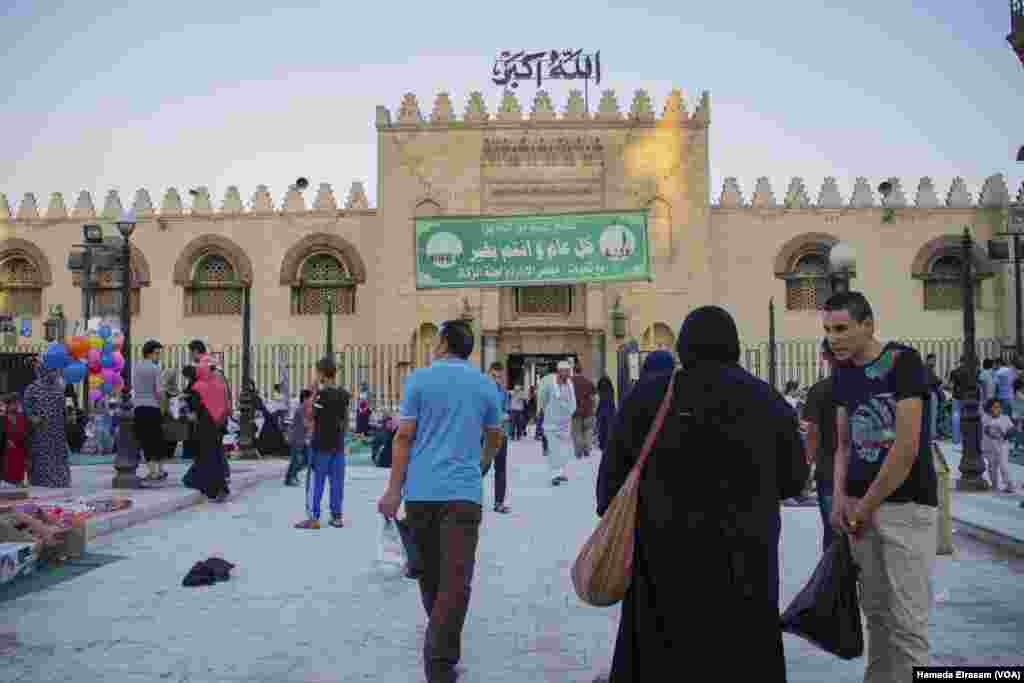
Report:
780,534,864,659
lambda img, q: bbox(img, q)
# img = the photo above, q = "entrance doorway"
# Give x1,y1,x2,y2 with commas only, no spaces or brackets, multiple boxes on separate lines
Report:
507,353,579,391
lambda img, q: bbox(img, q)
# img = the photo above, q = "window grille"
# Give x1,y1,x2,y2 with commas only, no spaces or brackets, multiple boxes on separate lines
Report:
785,253,830,311
923,255,980,311
186,255,242,316
0,257,42,317
513,286,573,315
291,254,356,315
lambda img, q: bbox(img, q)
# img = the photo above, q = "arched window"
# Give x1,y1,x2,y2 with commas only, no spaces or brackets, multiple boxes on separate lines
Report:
0,257,42,316
642,323,675,351
292,253,356,315
785,252,831,311
923,254,981,311
186,254,243,316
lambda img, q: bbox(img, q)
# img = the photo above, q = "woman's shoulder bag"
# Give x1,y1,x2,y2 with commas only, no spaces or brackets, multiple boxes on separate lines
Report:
571,369,677,607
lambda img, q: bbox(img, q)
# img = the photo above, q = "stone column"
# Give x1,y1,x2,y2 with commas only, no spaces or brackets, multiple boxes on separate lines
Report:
483,335,498,372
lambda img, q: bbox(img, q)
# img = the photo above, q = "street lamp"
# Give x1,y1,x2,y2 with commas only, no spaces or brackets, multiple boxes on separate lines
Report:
828,241,857,295
237,283,259,459
43,305,66,343
957,227,990,491
987,184,1024,358
112,209,142,488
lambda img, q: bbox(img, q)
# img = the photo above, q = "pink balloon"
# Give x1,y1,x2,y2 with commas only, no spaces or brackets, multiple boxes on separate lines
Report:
87,349,100,364
111,351,124,371
112,374,124,388
101,369,117,385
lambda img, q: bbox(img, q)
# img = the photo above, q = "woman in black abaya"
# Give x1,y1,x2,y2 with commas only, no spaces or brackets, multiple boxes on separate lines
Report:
595,306,809,683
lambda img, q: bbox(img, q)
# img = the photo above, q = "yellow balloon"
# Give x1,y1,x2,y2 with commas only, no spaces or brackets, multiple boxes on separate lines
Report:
89,374,103,388
90,337,103,350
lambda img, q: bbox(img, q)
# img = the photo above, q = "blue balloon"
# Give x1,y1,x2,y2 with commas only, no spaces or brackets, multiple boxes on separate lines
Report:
98,325,112,339
101,352,114,369
63,361,87,385
101,382,113,395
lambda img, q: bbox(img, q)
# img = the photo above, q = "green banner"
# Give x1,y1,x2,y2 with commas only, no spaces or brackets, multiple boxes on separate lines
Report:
415,210,651,289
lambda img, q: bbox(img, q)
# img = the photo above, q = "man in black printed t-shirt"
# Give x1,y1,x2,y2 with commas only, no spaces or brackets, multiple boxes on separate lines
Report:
823,291,936,683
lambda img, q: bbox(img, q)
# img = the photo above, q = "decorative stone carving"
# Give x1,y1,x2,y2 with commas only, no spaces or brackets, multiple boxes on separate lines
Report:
914,177,940,209
279,232,368,285
497,90,522,121
46,192,67,219
849,178,874,208
718,178,744,208
0,193,10,219
222,186,243,214
172,234,254,286
784,178,810,209
251,185,273,213
751,177,776,208
563,90,587,120
314,183,337,211
661,89,687,122
979,173,1010,207
346,181,369,210
629,89,655,122
132,189,154,217
375,105,391,126
464,92,489,122
161,188,183,215
946,177,972,208
692,91,711,125
430,92,455,123
881,177,907,208
283,185,305,213
482,136,604,167
530,90,556,121
590,90,617,121
817,177,843,208
190,187,213,215
101,190,122,219
397,93,423,124
17,193,39,220
72,190,96,218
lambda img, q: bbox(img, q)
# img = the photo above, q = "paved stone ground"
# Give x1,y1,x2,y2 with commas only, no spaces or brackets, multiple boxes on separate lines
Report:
1,436,1022,683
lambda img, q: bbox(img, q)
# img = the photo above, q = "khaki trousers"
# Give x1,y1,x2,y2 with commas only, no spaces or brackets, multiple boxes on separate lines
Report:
571,415,595,458
849,502,937,683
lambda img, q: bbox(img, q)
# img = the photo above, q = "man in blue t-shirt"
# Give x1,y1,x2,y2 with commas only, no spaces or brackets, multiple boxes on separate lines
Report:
994,357,1018,418
823,291,937,682
377,320,503,683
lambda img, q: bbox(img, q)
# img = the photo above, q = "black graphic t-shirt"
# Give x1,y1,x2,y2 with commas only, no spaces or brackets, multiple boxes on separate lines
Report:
833,342,937,506
312,386,351,453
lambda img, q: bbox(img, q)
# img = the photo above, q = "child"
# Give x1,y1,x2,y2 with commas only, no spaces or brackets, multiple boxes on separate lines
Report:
0,394,29,486
981,398,1016,493
284,389,312,486
294,358,351,529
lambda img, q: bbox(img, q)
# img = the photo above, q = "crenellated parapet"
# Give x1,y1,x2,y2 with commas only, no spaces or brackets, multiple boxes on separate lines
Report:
0,181,376,223
376,89,711,129
714,174,1018,210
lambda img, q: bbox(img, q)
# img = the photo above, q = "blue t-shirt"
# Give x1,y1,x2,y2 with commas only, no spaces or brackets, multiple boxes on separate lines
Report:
995,366,1017,400
399,359,501,504
980,369,997,402
833,343,937,506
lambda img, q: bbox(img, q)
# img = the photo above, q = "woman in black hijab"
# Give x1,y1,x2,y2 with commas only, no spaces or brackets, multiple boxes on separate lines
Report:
595,306,809,683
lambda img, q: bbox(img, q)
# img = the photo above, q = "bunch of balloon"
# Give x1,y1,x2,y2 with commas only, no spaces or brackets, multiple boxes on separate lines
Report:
63,324,124,403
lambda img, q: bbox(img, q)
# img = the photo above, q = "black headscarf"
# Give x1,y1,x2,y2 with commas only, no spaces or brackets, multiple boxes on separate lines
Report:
676,305,741,369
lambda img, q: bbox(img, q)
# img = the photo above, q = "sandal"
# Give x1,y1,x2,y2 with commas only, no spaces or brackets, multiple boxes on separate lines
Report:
494,504,511,514
329,516,345,528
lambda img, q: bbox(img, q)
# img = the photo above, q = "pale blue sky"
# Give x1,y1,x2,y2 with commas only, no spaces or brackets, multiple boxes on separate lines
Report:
1,0,1021,210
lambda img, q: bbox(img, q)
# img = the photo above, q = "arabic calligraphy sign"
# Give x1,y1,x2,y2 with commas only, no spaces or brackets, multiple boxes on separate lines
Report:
415,210,651,289
492,50,601,89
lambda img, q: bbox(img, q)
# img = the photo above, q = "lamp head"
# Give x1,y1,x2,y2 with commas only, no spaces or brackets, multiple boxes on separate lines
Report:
829,241,856,272
295,177,309,190
115,208,136,238
877,180,893,199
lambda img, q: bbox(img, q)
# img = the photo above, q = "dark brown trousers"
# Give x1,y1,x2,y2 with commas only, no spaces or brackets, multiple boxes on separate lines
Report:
404,500,482,683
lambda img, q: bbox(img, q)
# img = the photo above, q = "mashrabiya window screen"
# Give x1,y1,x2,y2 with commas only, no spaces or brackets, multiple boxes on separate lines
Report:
186,254,242,316
785,253,831,312
924,255,980,311
293,253,356,315
0,257,42,317
514,286,574,315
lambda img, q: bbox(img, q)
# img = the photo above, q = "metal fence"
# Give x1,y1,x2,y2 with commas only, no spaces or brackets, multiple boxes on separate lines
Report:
0,343,417,413
639,337,1006,391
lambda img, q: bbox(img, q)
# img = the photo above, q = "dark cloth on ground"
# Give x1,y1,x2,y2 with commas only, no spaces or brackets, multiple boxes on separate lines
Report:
182,557,235,587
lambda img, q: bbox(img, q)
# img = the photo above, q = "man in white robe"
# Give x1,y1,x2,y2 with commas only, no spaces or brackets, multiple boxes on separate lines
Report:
538,360,576,486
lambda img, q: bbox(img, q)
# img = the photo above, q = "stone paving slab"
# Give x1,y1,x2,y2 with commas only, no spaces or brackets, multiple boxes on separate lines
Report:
936,442,1024,552
0,436,1020,682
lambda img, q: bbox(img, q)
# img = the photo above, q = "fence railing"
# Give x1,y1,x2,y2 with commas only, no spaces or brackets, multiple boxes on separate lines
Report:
639,337,1006,391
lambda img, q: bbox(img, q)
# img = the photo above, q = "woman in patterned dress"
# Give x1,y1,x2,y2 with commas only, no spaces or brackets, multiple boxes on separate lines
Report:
23,364,72,488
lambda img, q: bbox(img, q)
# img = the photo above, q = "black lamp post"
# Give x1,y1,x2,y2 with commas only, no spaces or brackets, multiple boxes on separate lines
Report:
987,186,1024,359
112,209,142,488
957,227,990,491
768,297,777,390
237,284,259,459
325,288,334,356
828,241,856,296
1010,0,1023,67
